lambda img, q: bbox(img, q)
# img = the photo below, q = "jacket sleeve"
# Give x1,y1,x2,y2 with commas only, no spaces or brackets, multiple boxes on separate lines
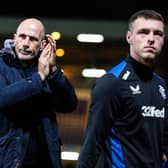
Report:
162,89,168,160
46,65,78,113
0,65,78,113
77,74,120,168
0,72,47,109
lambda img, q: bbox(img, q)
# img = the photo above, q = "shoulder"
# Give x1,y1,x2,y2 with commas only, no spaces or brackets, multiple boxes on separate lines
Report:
154,72,167,85
0,50,12,73
108,60,127,78
91,73,120,98
0,51,6,65
91,59,129,97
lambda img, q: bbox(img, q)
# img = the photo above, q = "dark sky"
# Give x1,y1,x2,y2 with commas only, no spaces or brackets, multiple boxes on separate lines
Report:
1,1,167,21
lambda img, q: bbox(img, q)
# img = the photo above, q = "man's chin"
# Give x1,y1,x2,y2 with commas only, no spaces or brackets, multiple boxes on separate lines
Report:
18,55,34,61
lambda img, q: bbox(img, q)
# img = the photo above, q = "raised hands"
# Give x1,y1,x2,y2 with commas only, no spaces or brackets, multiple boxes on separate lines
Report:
38,34,57,80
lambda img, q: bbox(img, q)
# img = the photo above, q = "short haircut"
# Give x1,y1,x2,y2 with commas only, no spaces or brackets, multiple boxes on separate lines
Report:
128,9,165,31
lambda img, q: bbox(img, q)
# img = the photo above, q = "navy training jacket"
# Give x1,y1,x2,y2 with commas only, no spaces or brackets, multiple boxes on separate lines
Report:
77,55,168,168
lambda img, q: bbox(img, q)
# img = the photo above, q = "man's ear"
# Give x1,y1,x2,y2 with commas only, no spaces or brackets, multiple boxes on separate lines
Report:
13,34,16,45
126,31,132,44
13,34,16,39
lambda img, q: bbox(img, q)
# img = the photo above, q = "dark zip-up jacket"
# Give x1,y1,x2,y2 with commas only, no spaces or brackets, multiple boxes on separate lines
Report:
0,39,78,168
77,55,168,168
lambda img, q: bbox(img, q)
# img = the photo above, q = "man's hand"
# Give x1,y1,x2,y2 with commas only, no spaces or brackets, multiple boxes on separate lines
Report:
38,34,56,80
